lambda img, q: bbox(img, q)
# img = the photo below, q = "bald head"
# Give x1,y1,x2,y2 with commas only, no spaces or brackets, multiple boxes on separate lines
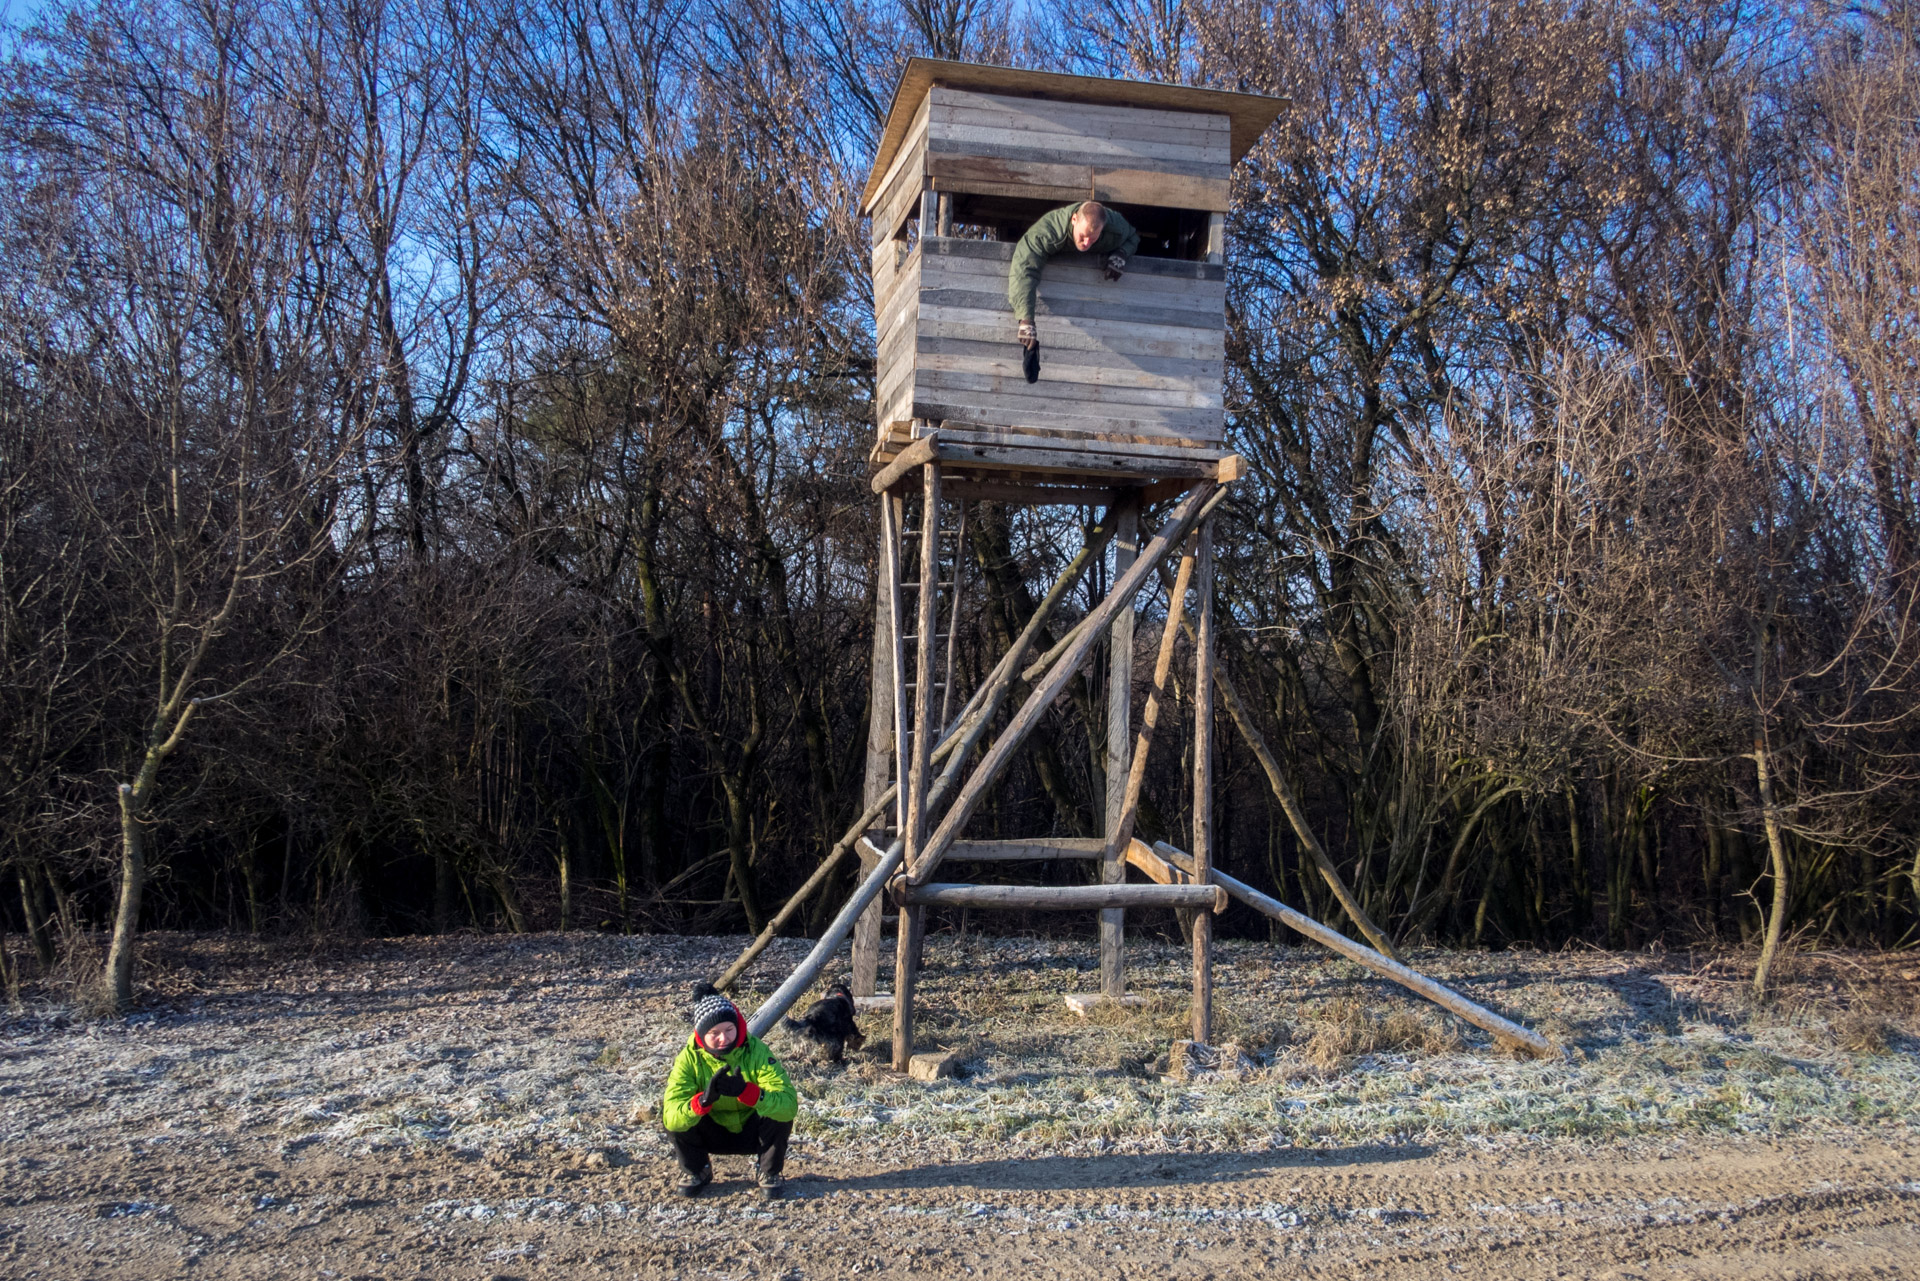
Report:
1070,202,1109,252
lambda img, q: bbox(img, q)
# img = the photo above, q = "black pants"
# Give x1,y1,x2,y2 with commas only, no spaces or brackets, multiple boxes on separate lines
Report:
665,1114,792,1178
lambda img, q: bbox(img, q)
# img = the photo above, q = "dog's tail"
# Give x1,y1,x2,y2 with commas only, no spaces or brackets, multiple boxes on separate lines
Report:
784,1014,829,1043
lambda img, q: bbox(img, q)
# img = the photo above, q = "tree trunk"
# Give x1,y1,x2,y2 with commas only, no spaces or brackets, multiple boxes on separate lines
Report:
490,870,527,934
555,821,572,933
103,783,147,1012
433,847,457,933
18,866,53,968
722,778,763,933
1751,738,1792,999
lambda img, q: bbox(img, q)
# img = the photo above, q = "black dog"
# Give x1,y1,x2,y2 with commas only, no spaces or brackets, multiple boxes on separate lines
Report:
784,979,865,1062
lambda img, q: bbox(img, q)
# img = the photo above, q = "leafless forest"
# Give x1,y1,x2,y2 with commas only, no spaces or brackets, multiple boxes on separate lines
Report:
4,0,1920,1008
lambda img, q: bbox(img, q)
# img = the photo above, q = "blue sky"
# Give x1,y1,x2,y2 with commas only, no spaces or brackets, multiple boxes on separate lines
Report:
1,0,45,29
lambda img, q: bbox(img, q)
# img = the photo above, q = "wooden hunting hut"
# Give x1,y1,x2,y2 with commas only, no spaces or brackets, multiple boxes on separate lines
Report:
865,59,1286,499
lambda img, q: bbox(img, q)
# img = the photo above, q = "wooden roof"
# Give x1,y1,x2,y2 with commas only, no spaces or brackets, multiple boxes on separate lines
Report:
861,59,1288,209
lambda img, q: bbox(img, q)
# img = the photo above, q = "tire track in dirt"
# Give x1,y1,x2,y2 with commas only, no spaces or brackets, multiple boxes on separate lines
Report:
5,1134,1915,1278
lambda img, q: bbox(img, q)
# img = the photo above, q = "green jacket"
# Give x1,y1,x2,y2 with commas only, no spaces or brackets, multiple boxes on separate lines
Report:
661,1031,797,1134
1007,203,1142,322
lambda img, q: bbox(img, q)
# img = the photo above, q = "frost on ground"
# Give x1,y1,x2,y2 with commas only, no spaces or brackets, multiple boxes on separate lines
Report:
3,932,1917,1166
2,932,1917,1279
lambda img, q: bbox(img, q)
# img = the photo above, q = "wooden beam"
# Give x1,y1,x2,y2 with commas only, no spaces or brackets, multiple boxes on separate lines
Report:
1020,486,1230,683
1124,838,1180,885
885,494,909,833
946,838,1106,860
896,461,942,1072
901,882,1225,912
926,155,1231,212
712,786,892,993
940,501,968,727
748,836,906,1041
1101,495,1140,1000
1190,518,1215,1045
904,483,1220,888
941,477,1120,506
928,439,1221,481
872,433,940,493
1148,842,1554,1058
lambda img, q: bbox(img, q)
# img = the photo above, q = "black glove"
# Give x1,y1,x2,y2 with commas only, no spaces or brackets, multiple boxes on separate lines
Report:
698,1068,745,1109
1018,321,1040,384
1104,252,1127,281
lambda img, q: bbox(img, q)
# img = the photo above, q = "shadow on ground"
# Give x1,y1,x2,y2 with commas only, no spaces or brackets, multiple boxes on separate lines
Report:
799,1144,1430,1195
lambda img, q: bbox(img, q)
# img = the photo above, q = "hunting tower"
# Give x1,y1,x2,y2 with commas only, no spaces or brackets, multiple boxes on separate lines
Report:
736,63,1554,1072
867,61,1285,1070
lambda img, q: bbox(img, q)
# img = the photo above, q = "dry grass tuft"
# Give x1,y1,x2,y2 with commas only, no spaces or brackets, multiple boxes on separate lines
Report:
1303,998,1462,1070
1831,1006,1891,1054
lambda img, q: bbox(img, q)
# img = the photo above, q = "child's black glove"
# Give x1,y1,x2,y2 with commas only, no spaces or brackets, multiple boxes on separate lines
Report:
698,1068,746,1109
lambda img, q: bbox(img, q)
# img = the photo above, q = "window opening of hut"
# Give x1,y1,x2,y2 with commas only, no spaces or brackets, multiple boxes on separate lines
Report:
937,192,1212,262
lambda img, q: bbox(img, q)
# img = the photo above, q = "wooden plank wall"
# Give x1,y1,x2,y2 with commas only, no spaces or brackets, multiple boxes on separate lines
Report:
928,88,1229,179
875,245,922,436
871,97,930,441
906,238,1225,461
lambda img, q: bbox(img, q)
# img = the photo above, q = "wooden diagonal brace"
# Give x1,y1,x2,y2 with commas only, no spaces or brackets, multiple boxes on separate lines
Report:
1152,558,1405,964
1148,840,1552,1058
905,483,1220,888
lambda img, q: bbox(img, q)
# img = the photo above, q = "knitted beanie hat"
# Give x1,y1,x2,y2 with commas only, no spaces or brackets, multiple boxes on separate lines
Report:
691,983,742,1041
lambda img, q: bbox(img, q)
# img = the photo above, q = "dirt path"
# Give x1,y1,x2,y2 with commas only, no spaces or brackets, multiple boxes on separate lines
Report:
6,1133,1917,1278
3,932,1916,1278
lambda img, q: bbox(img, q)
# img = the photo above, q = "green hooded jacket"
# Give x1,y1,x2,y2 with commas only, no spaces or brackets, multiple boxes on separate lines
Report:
1007,203,1142,322
661,1030,797,1134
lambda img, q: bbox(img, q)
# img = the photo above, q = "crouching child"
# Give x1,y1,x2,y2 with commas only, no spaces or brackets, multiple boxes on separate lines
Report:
662,983,797,1200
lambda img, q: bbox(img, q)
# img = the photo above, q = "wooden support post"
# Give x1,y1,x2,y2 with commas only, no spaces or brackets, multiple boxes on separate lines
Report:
1103,544,1196,867
1205,212,1225,265
895,461,941,1072
853,491,898,998
1101,496,1139,1001
1190,517,1215,1044
941,502,968,728
885,493,909,834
